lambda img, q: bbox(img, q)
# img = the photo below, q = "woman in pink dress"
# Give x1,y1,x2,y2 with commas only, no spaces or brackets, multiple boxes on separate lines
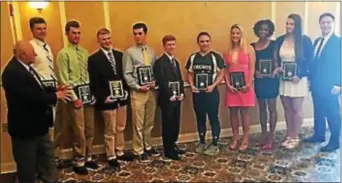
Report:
223,24,256,151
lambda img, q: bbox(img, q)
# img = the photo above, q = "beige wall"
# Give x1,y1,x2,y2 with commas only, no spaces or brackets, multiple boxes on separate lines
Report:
0,1,340,173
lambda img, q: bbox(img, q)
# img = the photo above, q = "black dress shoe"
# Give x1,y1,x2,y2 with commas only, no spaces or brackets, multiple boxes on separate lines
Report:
85,160,99,169
136,153,149,161
320,143,340,152
145,148,160,157
73,165,88,175
108,159,120,168
174,146,186,154
165,153,181,161
56,159,73,169
303,136,325,143
117,153,135,161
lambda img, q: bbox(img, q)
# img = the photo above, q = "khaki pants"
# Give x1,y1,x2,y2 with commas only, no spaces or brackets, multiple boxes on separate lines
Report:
130,90,156,155
53,102,63,159
66,103,94,165
102,106,127,159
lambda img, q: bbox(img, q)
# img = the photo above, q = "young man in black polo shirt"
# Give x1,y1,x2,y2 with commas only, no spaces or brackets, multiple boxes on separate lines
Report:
185,32,225,156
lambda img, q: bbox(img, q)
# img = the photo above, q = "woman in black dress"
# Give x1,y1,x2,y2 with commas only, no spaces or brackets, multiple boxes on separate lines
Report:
251,20,279,150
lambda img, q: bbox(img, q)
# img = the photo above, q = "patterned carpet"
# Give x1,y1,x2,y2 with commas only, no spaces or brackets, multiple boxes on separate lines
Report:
58,127,340,183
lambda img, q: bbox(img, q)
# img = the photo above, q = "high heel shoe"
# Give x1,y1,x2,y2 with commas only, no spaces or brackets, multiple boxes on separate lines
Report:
229,140,238,150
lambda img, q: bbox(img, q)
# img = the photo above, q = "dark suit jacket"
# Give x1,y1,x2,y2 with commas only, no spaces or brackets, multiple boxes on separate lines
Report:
275,34,313,78
88,49,130,111
310,34,341,96
153,53,184,105
1,57,57,139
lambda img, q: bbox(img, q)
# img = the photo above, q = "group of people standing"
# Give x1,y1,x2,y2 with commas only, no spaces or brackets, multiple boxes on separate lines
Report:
1,11,340,183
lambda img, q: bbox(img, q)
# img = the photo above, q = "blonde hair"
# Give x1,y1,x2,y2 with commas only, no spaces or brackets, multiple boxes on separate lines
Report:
227,24,248,54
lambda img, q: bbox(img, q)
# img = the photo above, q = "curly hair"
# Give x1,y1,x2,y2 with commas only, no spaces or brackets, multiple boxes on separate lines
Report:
253,19,275,37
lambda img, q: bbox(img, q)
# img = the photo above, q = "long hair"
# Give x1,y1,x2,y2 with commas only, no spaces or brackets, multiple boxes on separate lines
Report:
288,14,304,61
227,24,248,54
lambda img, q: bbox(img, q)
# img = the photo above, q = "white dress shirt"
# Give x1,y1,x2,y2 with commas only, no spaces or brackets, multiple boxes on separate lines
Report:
101,47,114,62
29,37,55,80
314,31,333,58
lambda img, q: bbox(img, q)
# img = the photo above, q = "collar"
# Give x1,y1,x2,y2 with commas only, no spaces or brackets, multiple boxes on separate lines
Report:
164,52,174,61
322,32,333,40
101,47,112,55
135,44,148,51
32,37,46,47
68,43,80,50
17,58,30,71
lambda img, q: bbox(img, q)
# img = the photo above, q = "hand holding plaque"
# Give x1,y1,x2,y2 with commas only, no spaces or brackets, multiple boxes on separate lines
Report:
195,73,209,91
282,62,297,81
42,79,56,89
259,59,272,77
75,84,92,104
169,81,180,97
109,80,124,99
137,65,153,86
230,72,245,91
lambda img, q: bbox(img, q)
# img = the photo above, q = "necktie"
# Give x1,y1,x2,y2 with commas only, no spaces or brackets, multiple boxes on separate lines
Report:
142,47,149,65
108,52,117,75
29,66,43,88
76,47,87,84
171,58,179,77
43,43,56,80
314,37,325,60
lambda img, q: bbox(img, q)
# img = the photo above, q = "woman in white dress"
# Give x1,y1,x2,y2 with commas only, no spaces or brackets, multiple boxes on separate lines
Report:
274,14,313,149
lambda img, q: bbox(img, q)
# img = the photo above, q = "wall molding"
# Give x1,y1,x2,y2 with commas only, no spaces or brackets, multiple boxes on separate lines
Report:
103,1,111,29
304,1,309,35
335,1,340,36
271,1,276,39
58,1,67,47
10,1,22,41
0,118,314,174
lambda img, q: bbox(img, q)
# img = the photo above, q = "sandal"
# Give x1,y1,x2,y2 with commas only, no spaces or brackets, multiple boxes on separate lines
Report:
229,140,238,150
281,136,291,147
260,143,272,150
239,141,249,152
256,133,268,147
285,138,299,149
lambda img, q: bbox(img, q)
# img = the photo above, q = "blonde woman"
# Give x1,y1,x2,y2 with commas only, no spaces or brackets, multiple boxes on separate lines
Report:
223,24,256,151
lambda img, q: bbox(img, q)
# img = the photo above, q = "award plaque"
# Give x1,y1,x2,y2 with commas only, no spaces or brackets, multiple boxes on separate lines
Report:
282,62,297,80
230,72,245,90
259,59,272,76
137,65,153,86
109,80,124,99
41,79,56,88
195,73,209,91
169,81,180,96
75,84,92,104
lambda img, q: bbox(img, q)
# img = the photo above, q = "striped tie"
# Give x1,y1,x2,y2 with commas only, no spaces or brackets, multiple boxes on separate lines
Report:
76,46,87,84
108,52,117,75
43,43,56,80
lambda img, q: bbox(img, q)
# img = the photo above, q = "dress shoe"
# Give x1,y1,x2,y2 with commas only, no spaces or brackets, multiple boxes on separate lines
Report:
73,165,88,175
56,159,73,169
136,153,149,161
303,136,325,143
165,153,181,161
117,153,135,161
320,143,340,152
108,159,120,168
174,146,185,154
145,148,160,157
85,160,99,169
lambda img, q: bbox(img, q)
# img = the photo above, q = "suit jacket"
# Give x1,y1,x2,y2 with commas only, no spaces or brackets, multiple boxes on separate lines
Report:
88,49,130,111
153,53,184,105
310,34,341,96
1,57,57,139
275,34,313,78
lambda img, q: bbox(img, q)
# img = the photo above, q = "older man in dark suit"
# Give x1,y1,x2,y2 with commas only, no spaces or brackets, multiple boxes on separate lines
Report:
153,35,185,160
1,41,72,183
305,12,341,152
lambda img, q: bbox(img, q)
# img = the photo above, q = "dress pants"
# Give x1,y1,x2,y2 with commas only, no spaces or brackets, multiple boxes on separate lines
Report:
160,100,181,154
312,92,341,145
12,134,57,183
65,103,95,166
101,105,127,159
130,90,156,155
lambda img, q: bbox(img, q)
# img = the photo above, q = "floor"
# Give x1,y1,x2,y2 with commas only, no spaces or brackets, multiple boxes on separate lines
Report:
1,127,340,183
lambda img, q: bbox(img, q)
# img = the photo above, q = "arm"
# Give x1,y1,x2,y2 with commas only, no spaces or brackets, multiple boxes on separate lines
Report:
56,51,78,100
211,53,225,88
177,62,185,96
333,38,341,86
87,56,106,103
299,36,313,78
3,70,57,106
247,46,256,86
122,50,140,90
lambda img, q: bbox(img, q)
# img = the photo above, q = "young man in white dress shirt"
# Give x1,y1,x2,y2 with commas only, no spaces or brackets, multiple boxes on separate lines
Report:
28,17,69,169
